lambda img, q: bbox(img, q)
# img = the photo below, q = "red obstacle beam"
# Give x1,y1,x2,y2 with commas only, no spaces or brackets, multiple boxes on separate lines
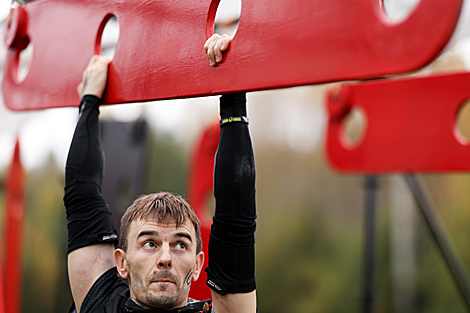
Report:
3,0,463,111
4,139,25,313
187,122,220,300
326,71,470,173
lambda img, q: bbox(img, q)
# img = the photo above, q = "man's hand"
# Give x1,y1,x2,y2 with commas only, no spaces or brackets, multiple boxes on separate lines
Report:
204,34,233,67
77,55,111,99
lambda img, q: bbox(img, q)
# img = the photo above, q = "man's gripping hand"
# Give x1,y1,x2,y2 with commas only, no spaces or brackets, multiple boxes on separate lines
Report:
77,55,111,99
204,34,233,67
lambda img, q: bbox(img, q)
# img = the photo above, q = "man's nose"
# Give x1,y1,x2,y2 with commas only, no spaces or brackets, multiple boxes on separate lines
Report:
157,244,172,268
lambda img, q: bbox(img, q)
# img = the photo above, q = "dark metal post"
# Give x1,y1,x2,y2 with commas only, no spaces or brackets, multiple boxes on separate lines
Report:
101,119,149,233
364,175,378,313
405,174,470,311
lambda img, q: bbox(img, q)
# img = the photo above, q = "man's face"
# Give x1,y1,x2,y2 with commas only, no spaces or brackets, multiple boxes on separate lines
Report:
115,218,204,310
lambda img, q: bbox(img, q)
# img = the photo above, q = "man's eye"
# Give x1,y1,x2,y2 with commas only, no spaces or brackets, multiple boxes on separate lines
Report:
143,241,156,249
175,242,187,251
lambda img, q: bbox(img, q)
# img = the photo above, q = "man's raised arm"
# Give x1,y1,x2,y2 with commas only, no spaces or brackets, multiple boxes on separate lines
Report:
205,34,258,313
64,56,117,312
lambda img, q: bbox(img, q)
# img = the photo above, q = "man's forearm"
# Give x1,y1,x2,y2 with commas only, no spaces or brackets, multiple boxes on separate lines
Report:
64,95,117,253
206,93,257,295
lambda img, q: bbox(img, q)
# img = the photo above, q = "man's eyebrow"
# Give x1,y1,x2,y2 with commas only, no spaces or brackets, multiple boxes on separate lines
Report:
137,230,159,239
175,232,192,242
137,230,192,242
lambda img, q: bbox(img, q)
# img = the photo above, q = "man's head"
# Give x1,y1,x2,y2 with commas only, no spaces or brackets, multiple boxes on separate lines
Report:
114,192,204,309
119,192,202,253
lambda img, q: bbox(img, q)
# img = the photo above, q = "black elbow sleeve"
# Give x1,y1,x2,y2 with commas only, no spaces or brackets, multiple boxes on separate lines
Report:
206,216,256,295
64,182,117,254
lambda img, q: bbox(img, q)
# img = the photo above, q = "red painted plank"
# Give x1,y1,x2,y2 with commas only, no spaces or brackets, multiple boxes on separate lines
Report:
326,72,470,172
3,0,462,110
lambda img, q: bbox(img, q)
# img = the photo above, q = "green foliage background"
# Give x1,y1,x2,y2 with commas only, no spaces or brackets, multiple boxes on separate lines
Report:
3,90,470,313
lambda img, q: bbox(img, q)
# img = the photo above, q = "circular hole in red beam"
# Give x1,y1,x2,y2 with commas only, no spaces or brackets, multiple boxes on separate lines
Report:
96,14,120,59
14,38,33,83
381,0,421,23
208,0,241,37
455,99,470,145
342,106,367,149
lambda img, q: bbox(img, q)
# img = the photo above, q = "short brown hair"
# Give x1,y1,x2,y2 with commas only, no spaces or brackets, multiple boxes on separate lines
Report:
119,192,202,254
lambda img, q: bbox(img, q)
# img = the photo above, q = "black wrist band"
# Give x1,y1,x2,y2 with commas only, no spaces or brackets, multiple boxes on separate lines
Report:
219,116,249,127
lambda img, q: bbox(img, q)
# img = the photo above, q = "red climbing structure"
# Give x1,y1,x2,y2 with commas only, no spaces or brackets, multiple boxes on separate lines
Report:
187,122,220,300
4,139,25,313
2,0,463,110
326,71,470,172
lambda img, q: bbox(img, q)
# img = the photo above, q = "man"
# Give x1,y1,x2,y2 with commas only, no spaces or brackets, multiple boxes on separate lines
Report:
64,34,257,313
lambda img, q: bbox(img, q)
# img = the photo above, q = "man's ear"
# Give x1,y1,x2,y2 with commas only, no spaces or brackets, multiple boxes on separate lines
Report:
192,251,205,282
114,248,129,279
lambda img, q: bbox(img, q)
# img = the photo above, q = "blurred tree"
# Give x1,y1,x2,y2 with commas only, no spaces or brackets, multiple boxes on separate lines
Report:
21,155,70,313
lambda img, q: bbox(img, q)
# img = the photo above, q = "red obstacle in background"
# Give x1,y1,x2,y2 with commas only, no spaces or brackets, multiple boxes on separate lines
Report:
0,252,4,313
0,212,4,312
326,72,470,173
187,122,220,300
4,139,25,313
2,0,463,110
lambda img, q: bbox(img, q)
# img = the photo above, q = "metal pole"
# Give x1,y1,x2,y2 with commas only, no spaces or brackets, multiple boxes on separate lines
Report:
405,174,470,311
363,175,378,313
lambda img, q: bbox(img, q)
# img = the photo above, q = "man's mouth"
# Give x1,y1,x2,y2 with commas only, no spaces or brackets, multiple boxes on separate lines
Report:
151,277,176,284
149,271,178,286
154,279,173,283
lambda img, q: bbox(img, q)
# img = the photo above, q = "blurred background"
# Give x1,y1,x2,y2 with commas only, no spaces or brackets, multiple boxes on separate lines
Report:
3,0,470,312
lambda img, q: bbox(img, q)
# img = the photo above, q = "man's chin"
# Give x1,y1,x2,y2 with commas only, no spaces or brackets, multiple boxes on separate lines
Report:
141,289,183,310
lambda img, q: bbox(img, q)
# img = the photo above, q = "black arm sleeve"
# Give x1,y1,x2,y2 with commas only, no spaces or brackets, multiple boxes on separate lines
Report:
63,95,118,254
206,93,257,295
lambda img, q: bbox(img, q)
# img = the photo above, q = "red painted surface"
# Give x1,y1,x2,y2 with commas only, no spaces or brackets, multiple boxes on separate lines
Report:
0,250,4,313
3,0,462,111
326,72,470,172
4,139,25,313
0,221,4,313
187,122,220,300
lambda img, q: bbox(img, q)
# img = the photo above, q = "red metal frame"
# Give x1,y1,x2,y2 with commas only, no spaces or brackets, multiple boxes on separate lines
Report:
326,72,470,172
2,0,463,110
0,229,4,313
187,121,220,300
4,139,25,313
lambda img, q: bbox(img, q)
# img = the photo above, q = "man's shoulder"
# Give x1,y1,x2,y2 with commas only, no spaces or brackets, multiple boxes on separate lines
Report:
69,267,129,313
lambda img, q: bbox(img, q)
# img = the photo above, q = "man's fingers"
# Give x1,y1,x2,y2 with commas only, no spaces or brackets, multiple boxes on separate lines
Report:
204,34,233,66
96,55,112,67
214,38,227,63
87,55,100,68
86,55,111,74
77,83,83,98
220,39,229,52
205,34,225,66
206,37,218,66
204,37,211,55
219,34,231,52
77,55,112,99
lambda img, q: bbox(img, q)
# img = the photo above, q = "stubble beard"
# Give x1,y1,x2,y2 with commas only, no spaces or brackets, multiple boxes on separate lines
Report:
129,266,188,309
